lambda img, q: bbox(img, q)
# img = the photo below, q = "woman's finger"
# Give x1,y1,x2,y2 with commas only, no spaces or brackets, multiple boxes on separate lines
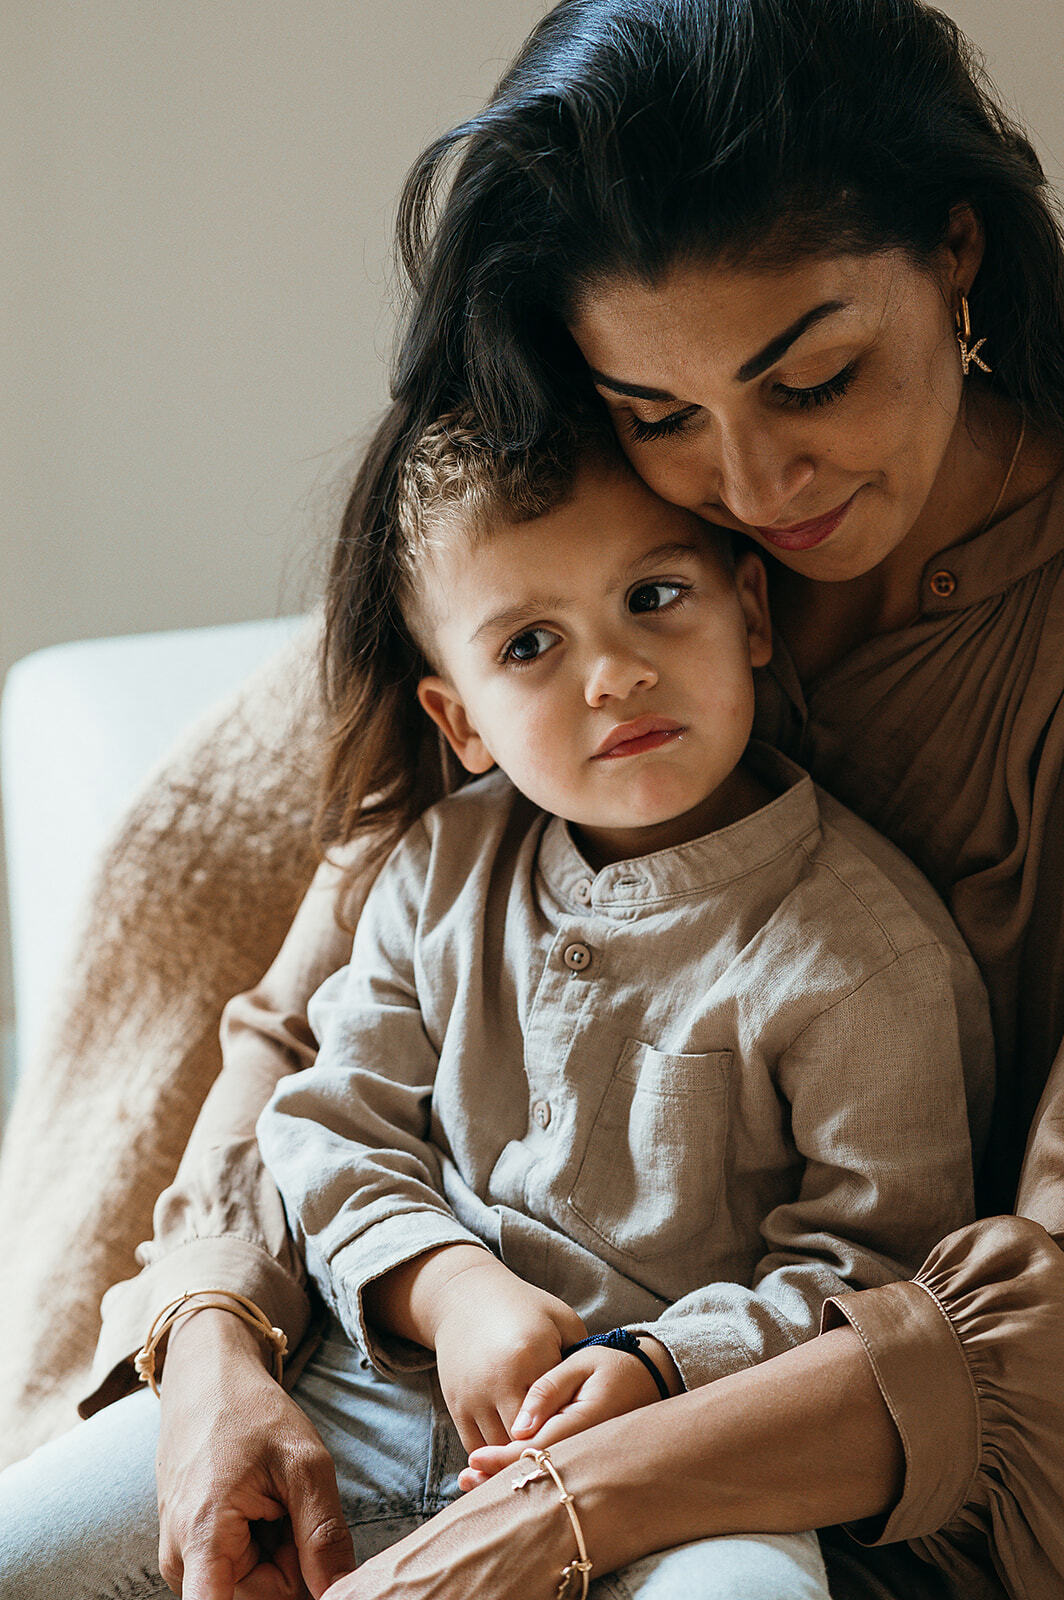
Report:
178,1542,259,1600
284,1462,357,1598
232,1536,307,1600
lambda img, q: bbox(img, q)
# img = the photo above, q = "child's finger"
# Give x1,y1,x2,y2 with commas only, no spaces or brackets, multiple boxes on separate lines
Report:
467,1408,589,1486
457,1440,524,1484
509,1354,589,1437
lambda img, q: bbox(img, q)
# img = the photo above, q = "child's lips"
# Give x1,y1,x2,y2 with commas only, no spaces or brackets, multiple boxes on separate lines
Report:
592,717,684,759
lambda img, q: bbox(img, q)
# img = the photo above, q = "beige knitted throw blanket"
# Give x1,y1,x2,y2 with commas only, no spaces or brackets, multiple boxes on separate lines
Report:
0,623,323,1469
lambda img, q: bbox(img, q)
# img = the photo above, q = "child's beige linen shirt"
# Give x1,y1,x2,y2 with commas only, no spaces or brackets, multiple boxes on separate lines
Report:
257,747,993,1391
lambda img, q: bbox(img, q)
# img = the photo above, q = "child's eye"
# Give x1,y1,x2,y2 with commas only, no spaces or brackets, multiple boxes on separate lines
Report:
502,626,558,665
628,581,689,615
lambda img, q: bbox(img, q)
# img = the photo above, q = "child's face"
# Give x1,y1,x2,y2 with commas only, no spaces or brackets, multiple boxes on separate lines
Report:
416,460,773,865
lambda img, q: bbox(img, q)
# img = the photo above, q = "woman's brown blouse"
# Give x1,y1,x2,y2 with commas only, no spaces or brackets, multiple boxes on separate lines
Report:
755,470,1064,1220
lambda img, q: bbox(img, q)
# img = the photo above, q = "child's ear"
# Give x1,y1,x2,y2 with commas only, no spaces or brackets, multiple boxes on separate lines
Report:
733,549,773,669
417,677,495,774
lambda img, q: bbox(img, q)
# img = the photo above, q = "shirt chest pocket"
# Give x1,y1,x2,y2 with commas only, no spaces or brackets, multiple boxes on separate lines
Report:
567,1039,732,1262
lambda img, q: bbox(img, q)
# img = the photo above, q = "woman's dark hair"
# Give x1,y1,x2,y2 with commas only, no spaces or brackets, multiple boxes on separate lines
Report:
395,0,1064,445
318,0,1064,866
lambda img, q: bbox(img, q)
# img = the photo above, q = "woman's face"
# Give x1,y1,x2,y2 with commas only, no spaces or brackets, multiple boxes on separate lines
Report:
568,247,970,583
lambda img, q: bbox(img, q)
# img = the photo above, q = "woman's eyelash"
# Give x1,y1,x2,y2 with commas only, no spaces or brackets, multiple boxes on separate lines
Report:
775,361,858,410
624,409,696,444
622,360,859,440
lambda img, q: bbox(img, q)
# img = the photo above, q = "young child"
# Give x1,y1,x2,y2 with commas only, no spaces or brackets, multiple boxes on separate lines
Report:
256,414,993,1600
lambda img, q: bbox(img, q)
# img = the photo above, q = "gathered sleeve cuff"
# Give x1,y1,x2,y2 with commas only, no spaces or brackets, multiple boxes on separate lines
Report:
823,1213,1064,1598
821,1277,979,1543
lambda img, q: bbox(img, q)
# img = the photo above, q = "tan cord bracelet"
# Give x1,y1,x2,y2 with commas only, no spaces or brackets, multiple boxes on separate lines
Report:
512,1448,593,1600
134,1290,288,1395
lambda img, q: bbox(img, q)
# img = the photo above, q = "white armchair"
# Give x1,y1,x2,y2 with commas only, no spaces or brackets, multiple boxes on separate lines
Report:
1,615,306,1099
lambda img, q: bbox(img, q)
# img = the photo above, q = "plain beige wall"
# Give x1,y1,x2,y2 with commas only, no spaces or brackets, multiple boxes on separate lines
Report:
0,0,547,1090
2,0,1062,1076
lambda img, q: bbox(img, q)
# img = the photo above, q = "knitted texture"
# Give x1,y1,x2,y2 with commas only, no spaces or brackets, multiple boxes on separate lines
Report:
0,619,323,1468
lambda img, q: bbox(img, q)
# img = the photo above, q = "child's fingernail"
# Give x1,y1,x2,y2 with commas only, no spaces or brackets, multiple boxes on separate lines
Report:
513,1410,533,1433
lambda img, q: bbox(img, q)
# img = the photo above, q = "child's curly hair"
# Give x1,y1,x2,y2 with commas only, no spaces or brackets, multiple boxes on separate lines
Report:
316,404,613,886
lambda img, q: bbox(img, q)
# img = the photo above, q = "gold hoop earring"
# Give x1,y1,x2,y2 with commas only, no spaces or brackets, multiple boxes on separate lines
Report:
956,294,991,376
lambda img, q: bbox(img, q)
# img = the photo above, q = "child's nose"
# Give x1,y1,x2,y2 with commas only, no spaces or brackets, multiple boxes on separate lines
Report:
584,647,658,706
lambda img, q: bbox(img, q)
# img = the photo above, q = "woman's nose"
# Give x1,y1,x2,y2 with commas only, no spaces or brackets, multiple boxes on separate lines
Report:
584,644,658,706
714,426,815,528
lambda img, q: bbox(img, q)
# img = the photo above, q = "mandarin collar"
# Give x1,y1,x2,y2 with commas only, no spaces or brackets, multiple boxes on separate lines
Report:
536,742,820,919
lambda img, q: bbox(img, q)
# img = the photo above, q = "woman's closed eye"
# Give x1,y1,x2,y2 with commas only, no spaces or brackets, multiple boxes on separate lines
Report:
501,625,560,666
624,409,698,444
628,581,690,614
622,359,859,441
774,359,858,410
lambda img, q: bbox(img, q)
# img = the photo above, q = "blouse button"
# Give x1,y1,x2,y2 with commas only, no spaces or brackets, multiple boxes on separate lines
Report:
532,1099,552,1129
574,878,593,905
929,568,957,599
563,942,592,972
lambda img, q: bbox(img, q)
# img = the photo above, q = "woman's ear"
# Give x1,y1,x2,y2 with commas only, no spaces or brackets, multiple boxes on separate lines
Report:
941,202,986,299
417,677,495,774
733,549,773,669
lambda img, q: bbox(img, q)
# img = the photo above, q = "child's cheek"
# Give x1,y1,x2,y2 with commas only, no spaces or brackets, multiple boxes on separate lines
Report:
492,693,580,800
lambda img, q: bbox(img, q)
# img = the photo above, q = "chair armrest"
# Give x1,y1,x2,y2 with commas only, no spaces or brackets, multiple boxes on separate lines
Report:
1,615,306,1087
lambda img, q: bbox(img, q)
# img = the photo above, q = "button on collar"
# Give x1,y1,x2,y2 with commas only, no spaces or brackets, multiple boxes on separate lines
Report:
929,568,957,599
574,878,593,905
563,942,592,972
531,1099,552,1129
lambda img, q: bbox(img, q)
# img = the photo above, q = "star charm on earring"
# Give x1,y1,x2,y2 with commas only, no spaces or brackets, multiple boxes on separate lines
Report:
956,294,991,376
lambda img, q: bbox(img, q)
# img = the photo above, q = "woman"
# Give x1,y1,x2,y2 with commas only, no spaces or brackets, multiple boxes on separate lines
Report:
4,1,1064,1596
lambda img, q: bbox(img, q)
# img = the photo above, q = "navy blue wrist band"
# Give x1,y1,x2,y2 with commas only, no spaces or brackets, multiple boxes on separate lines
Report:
562,1326,673,1401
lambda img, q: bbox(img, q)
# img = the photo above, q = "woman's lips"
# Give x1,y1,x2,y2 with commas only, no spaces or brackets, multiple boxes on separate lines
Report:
753,493,858,552
593,717,683,759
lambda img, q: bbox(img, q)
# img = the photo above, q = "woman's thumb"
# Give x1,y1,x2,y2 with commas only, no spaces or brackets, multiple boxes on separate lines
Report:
291,1491,357,1598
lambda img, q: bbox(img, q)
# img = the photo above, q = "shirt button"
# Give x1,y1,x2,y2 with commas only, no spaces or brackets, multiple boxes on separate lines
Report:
929,568,957,598
574,878,593,905
563,942,592,972
532,1099,552,1129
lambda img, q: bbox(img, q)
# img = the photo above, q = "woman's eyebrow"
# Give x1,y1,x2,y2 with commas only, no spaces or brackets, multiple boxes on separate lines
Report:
734,300,849,383
587,299,850,400
586,370,678,402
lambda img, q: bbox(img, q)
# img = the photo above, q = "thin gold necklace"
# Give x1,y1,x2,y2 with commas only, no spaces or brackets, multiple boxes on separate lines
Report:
979,415,1027,535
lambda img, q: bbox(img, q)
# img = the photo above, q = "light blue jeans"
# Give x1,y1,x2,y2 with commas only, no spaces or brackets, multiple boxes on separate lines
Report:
0,1321,841,1600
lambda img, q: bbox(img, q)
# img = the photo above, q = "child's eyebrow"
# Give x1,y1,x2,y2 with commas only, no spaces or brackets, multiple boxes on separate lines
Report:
624,540,704,572
470,597,567,644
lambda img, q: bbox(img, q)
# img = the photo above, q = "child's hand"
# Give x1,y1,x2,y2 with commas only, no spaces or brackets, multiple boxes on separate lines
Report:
456,1336,678,1490
432,1264,587,1454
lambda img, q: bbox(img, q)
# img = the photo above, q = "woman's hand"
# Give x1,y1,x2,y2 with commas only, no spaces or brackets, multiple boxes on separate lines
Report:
155,1308,355,1600
317,1459,574,1600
